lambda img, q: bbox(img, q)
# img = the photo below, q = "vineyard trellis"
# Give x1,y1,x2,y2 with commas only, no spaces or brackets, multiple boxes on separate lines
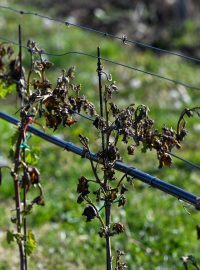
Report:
1,34,200,170
0,5,200,270
1,4,200,64
0,111,200,209
0,34,200,91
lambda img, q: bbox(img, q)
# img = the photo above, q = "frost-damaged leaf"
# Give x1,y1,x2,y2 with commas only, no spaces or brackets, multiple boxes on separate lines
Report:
32,195,45,206
67,66,75,80
82,206,96,222
25,230,37,256
28,166,40,184
77,176,90,196
112,223,125,234
6,230,15,244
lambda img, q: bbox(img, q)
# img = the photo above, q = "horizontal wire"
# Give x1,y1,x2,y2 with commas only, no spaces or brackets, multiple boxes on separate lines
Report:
51,108,200,171
0,35,200,91
0,41,199,171
168,152,200,170
1,35,200,170
72,110,200,171
1,5,200,64
72,109,200,171
70,110,94,122
1,111,199,208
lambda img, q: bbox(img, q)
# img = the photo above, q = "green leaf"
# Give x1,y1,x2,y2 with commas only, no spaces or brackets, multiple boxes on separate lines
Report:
0,82,15,98
25,147,40,165
6,230,15,244
25,230,37,256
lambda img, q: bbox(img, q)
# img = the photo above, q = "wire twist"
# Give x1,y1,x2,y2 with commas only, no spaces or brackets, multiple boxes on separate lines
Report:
0,35,200,91
1,5,200,64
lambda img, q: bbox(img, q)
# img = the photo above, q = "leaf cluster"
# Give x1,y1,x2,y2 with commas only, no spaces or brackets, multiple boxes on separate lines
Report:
21,41,96,131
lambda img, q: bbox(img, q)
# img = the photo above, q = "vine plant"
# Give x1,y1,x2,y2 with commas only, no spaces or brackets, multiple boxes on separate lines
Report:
0,36,199,269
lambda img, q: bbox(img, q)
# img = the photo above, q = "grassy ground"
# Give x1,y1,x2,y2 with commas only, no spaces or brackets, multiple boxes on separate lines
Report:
0,2,200,269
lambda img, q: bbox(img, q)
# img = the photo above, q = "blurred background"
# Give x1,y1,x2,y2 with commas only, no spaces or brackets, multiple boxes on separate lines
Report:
0,0,200,269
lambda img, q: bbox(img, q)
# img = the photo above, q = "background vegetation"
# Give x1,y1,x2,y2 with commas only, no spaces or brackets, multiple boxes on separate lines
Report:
0,0,200,269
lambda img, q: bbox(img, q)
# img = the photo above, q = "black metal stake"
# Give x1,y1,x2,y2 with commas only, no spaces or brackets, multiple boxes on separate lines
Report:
97,47,112,270
97,47,105,152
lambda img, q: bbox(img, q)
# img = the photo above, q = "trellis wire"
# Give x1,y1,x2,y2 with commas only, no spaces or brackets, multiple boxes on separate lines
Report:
0,34,200,170
0,33,200,170
167,152,200,170
69,110,200,171
1,5,200,64
70,110,200,171
0,35,200,91
0,111,199,209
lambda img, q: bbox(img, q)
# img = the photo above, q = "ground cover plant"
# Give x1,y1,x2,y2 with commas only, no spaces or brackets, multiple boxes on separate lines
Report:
1,3,200,270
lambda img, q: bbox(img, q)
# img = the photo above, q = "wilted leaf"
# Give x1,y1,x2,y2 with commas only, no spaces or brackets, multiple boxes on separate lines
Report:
159,153,172,168
112,223,125,234
10,217,17,224
77,194,84,204
28,167,40,184
32,195,45,206
64,118,77,127
67,66,75,80
108,189,118,202
127,144,135,155
77,176,89,196
82,206,96,222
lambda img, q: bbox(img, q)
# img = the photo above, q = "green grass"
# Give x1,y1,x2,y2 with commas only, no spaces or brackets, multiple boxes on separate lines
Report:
0,1,200,269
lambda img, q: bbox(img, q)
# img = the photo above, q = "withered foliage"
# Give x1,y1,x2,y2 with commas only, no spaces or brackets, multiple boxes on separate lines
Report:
115,250,127,270
0,43,19,86
78,80,197,224
21,41,96,131
0,41,199,269
76,76,200,267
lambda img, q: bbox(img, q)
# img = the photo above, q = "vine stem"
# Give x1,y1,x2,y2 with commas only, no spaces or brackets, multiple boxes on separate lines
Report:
105,202,112,270
19,24,28,270
97,47,112,270
13,116,33,270
13,124,25,270
13,27,26,267
22,146,28,270
97,47,105,153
